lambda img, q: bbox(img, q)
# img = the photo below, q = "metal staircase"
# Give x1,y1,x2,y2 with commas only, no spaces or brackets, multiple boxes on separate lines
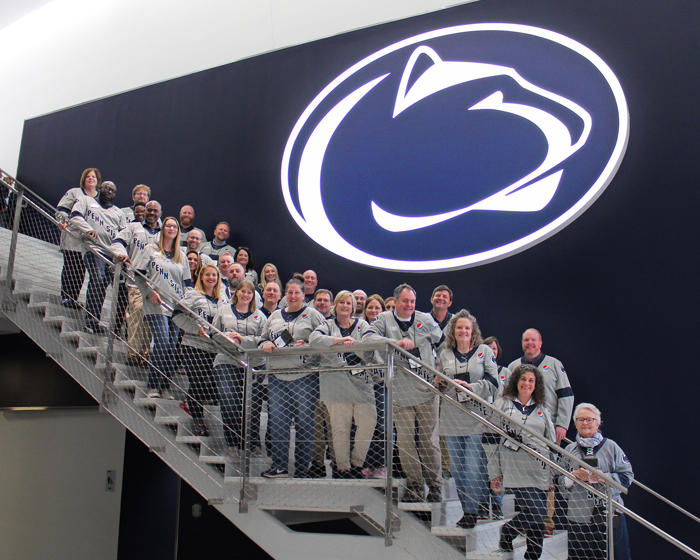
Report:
1,169,697,560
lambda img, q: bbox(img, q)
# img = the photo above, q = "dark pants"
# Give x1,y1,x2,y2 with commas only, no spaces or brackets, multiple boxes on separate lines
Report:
214,364,245,449
365,382,387,469
502,487,547,560
568,512,631,560
181,346,216,424
61,250,86,303
84,252,112,327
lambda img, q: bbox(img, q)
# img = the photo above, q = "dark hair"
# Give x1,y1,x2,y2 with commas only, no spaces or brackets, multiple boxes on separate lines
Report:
363,293,386,322
483,336,503,362
133,202,147,210
234,246,254,272
502,364,546,406
186,249,202,282
431,284,453,300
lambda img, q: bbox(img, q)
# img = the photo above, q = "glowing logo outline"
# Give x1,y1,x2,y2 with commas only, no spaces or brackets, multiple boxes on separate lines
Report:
281,23,629,272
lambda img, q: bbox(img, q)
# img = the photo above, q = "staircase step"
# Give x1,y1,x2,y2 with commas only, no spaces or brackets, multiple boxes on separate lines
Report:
465,529,567,560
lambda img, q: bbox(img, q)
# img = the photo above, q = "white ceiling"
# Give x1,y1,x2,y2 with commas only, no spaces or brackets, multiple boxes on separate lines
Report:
0,0,52,31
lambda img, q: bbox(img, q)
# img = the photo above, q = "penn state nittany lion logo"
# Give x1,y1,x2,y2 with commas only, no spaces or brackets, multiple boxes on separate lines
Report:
281,24,628,272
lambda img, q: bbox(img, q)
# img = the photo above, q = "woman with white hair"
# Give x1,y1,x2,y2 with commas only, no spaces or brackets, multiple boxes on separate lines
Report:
561,402,633,560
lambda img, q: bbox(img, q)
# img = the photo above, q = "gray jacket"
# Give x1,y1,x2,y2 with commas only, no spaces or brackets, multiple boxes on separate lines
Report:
310,317,380,403
487,396,556,491
437,344,499,436
372,310,443,406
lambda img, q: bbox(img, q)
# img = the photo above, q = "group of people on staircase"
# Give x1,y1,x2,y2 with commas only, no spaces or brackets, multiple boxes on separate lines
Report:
48,168,632,559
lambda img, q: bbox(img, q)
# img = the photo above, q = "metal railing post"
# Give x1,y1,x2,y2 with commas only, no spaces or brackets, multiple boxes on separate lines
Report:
100,259,121,410
239,359,253,513
607,483,615,560
2,184,24,308
384,344,395,546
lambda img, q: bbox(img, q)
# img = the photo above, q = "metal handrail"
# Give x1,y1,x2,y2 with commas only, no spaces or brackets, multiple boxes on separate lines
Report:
1,166,699,558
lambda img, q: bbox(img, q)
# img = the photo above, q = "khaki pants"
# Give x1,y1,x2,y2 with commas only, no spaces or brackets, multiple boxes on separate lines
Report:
394,396,441,487
126,286,150,357
325,401,377,472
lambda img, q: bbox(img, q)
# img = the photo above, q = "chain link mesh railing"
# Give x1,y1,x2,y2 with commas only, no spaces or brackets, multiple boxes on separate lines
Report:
1,167,698,559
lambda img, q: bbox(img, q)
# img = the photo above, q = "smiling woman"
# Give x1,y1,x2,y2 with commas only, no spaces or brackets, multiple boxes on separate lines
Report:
489,364,555,559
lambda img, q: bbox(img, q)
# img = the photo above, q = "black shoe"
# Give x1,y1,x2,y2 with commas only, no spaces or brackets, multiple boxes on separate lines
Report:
349,466,364,479
491,502,503,519
401,484,423,503
478,502,490,519
193,423,209,437
426,485,442,503
499,528,514,551
307,463,327,478
261,467,288,479
456,513,477,529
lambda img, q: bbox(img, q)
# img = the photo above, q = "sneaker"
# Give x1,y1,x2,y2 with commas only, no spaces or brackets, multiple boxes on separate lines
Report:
160,389,175,400
426,485,442,503
262,467,288,479
456,513,477,529
307,463,327,478
401,484,424,503
477,502,490,519
225,447,240,460
372,466,387,478
126,355,144,368
499,528,514,552
193,423,209,437
61,298,80,309
361,467,375,478
146,388,161,398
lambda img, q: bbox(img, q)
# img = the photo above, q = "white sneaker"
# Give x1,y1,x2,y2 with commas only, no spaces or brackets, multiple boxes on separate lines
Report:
146,389,161,398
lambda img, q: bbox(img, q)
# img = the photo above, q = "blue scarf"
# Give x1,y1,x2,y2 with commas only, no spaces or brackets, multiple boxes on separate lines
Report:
576,431,603,448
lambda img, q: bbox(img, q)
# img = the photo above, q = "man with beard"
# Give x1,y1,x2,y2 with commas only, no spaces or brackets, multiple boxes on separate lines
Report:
178,204,207,247
199,221,235,262
112,200,162,363
70,181,127,334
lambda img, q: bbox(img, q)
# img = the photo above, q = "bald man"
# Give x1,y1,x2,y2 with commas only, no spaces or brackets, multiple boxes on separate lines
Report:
507,328,573,443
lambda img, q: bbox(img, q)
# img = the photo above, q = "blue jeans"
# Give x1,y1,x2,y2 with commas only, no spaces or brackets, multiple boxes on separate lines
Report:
213,364,245,448
365,381,387,469
446,434,488,515
268,374,318,474
84,252,112,326
144,314,180,391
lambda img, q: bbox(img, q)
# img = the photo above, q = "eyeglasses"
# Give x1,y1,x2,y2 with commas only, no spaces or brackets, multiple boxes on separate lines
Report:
575,417,597,424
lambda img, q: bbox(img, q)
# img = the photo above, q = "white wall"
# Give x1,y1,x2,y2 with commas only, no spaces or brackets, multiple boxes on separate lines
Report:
0,0,469,176
0,408,125,560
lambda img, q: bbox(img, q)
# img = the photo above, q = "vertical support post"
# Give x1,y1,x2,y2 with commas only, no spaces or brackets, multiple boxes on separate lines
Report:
384,344,395,546
3,184,24,308
606,482,615,560
239,358,253,513
100,259,121,410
